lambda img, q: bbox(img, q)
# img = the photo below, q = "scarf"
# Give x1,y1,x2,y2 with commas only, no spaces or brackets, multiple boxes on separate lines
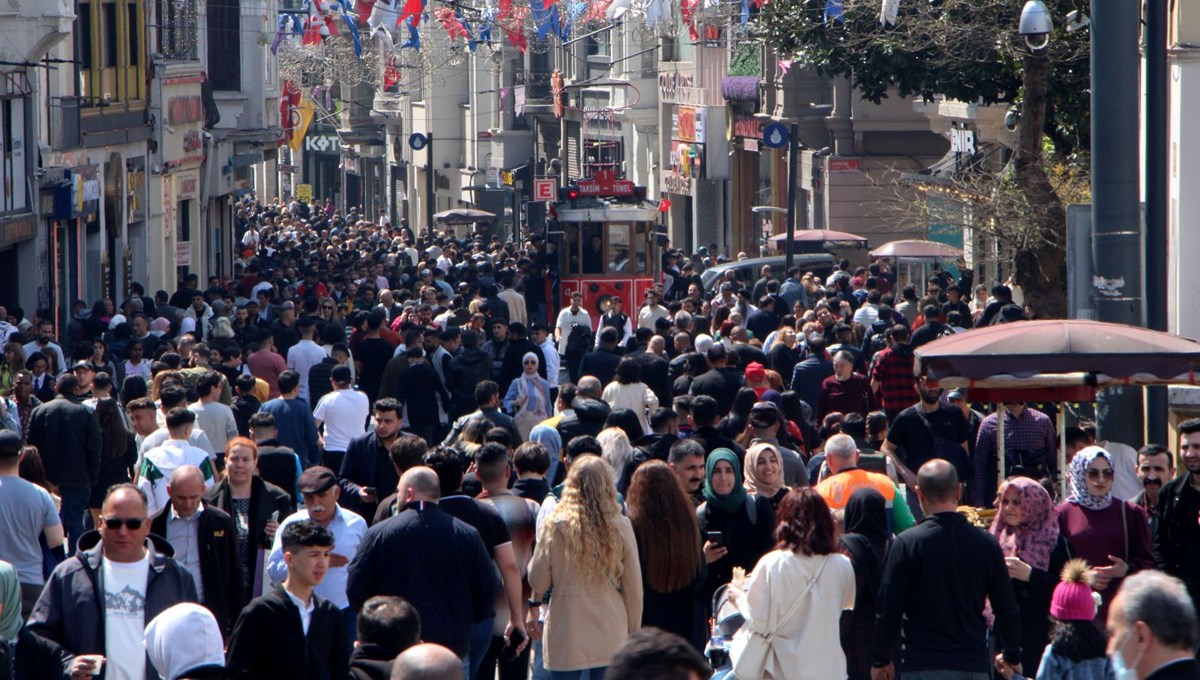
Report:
518,352,546,417
989,476,1059,571
840,487,889,601
1068,446,1114,511
703,448,748,514
0,560,21,640
744,442,785,499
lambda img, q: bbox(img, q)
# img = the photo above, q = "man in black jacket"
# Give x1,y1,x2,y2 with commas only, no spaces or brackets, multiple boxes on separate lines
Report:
578,328,623,387
687,395,745,462
227,519,350,680
689,345,742,415
349,596,422,680
22,484,198,680
346,467,496,661
1152,417,1200,614
871,460,1022,680
498,322,546,393
26,373,102,554
556,377,611,442
446,329,493,419
151,465,242,637
628,328,671,407
1106,570,1200,680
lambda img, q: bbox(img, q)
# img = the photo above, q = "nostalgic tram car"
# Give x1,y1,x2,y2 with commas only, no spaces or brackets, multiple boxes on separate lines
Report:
548,170,664,329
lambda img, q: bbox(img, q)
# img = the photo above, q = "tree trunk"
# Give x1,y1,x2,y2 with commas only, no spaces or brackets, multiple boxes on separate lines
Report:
1012,49,1068,319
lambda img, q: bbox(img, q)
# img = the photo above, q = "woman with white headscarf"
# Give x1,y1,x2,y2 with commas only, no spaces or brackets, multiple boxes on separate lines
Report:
1056,445,1154,624
504,352,551,439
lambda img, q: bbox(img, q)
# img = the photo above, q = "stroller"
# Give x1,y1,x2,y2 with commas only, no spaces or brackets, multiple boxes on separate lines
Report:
706,584,746,677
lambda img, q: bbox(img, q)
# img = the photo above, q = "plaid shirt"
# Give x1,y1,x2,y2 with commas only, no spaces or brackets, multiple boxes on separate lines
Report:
971,407,1057,506
869,344,916,410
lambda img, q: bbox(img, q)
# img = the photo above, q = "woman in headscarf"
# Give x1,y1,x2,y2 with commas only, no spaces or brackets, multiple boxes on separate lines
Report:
528,424,564,492
503,352,551,439
1056,446,1154,624
697,448,776,607
990,476,1071,674
838,488,892,680
744,442,789,511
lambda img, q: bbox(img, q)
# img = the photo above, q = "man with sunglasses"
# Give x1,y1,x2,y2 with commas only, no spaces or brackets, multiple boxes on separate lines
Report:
25,484,198,680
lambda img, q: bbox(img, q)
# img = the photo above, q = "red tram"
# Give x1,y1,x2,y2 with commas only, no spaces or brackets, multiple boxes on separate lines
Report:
547,170,663,330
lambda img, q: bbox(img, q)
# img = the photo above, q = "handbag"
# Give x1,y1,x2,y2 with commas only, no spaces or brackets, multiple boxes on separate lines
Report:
731,556,829,680
513,378,541,439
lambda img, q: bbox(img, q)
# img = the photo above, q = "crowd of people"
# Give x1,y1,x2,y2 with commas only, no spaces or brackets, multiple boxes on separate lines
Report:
0,193,1197,680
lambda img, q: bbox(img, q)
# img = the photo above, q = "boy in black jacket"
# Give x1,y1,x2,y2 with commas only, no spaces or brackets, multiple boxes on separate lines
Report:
227,520,349,680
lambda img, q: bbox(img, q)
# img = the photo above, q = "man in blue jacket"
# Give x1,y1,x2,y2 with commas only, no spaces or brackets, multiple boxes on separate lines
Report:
259,370,320,467
346,467,495,663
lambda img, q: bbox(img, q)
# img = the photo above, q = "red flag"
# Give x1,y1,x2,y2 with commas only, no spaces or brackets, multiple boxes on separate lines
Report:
357,0,376,23
397,0,425,27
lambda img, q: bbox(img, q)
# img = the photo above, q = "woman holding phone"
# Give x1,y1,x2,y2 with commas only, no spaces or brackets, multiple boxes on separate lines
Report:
697,448,776,609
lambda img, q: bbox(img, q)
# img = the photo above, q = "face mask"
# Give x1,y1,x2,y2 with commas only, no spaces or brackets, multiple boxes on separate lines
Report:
1110,633,1140,680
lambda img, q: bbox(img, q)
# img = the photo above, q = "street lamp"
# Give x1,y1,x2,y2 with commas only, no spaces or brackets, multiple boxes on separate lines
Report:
752,205,788,261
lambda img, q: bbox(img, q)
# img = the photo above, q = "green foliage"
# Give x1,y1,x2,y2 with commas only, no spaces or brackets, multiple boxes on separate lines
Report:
753,0,1090,154
729,43,763,77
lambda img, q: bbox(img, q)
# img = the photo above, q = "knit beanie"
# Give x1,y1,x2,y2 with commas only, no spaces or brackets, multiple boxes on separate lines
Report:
1050,559,1098,621
745,362,766,383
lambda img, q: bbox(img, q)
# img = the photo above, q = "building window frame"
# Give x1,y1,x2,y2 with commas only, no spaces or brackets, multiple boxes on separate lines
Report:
77,0,146,109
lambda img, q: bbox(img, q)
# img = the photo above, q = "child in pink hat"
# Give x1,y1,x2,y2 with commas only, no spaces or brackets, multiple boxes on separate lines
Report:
1029,559,1115,679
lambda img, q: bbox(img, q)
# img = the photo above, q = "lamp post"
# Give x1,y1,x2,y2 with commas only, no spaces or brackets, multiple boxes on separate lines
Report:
752,205,788,262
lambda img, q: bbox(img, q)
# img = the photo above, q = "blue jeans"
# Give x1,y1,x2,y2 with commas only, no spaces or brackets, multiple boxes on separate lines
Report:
58,486,90,554
532,640,552,680
549,668,606,680
468,616,494,678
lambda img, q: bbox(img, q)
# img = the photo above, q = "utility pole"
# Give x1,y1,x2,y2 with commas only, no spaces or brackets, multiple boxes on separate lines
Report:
425,133,435,243
784,121,799,272
1091,0,1144,446
1145,0,1169,442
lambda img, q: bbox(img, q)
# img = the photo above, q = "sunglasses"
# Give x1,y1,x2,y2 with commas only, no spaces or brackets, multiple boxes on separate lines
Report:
1085,468,1115,480
102,517,146,531
524,360,538,366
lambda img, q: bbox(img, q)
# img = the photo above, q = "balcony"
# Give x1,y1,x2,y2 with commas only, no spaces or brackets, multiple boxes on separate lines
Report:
49,96,82,151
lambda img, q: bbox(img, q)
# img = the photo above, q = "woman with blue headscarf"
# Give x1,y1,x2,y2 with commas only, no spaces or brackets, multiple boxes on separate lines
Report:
697,448,775,607
1057,445,1154,624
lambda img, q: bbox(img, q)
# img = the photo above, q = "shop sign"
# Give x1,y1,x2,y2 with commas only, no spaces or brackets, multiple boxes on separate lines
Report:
126,161,146,222
175,170,199,201
161,76,205,167
295,183,313,202
659,70,697,104
661,172,692,195
828,158,861,173
175,241,193,267
163,174,176,231
730,115,761,140
304,134,341,153
0,213,36,248
671,106,705,144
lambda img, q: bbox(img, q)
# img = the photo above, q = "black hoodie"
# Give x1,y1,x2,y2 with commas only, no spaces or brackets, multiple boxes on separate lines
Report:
447,347,493,418
556,397,611,441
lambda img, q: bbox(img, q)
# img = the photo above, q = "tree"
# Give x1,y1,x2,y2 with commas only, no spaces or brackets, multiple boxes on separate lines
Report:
754,0,1090,316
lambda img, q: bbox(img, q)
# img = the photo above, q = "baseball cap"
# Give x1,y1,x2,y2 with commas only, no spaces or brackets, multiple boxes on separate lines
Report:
72,360,95,371
297,466,338,495
947,388,967,401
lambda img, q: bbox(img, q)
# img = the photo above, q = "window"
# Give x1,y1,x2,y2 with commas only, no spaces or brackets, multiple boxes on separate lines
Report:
207,0,241,91
157,0,197,60
77,0,145,106
1,98,28,213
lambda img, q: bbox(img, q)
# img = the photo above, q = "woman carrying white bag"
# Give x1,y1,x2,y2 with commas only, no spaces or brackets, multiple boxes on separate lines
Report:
720,488,856,680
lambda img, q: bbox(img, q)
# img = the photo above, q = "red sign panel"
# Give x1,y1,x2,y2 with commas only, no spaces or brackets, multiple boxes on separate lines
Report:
534,178,556,201
576,170,635,197
828,158,861,173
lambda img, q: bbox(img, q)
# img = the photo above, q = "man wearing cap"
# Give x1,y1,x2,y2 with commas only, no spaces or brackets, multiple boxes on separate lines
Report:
268,466,367,643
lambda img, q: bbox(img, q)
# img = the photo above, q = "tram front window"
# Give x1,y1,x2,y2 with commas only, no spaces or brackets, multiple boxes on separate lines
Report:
607,223,632,273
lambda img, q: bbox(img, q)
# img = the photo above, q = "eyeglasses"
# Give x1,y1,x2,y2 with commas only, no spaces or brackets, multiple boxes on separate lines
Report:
523,360,538,366
1085,468,1115,480
102,517,146,531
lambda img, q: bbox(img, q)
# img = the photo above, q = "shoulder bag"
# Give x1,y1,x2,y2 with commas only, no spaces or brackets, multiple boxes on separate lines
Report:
731,555,828,680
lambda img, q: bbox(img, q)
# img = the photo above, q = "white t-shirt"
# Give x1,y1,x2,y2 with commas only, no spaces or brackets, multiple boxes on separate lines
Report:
287,339,329,404
313,389,370,452
103,553,151,680
555,308,592,349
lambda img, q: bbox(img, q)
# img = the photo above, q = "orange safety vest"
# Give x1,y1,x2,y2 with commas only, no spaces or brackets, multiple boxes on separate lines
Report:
815,468,897,511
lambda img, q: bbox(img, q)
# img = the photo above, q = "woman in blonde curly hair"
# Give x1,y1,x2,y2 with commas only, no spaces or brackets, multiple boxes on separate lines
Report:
529,455,643,679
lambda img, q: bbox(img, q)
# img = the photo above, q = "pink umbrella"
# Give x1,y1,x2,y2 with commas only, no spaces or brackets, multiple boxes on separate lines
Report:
766,229,868,244
869,239,962,260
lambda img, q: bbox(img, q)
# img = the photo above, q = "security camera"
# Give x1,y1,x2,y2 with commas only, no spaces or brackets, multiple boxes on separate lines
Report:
1019,0,1052,50
1004,108,1020,131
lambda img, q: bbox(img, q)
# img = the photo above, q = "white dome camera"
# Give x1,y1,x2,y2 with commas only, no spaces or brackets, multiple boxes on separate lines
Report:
1019,0,1053,50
